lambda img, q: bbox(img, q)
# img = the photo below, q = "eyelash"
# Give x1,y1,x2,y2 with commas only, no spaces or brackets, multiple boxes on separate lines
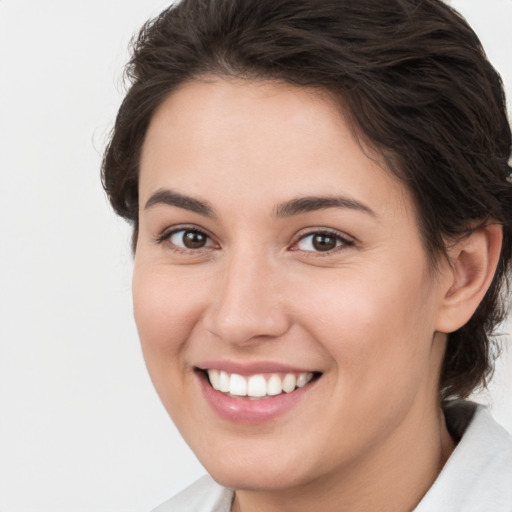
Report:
155,226,215,253
292,229,354,255
155,226,354,255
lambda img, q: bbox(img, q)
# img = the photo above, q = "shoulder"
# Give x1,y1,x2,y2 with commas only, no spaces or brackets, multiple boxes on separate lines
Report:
416,401,512,512
151,475,234,512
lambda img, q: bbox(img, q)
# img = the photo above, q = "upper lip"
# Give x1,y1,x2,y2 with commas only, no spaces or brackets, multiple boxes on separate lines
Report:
195,360,319,375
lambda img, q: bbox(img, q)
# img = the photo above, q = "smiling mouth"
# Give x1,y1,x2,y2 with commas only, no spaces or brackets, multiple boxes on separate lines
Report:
201,369,320,399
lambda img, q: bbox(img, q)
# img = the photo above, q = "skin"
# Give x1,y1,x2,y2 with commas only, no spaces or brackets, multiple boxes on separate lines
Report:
134,78,470,512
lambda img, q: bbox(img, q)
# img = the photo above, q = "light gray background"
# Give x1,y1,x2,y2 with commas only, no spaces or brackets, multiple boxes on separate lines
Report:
0,1,511,511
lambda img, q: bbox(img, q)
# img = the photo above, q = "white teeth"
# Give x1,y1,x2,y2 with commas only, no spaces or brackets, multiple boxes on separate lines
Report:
218,371,230,392
208,369,220,390
266,374,283,396
206,370,314,398
296,373,309,388
282,373,297,393
247,375,267,397
229,373,247,396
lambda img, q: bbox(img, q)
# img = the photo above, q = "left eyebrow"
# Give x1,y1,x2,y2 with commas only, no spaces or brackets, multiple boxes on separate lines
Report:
274,196,376,218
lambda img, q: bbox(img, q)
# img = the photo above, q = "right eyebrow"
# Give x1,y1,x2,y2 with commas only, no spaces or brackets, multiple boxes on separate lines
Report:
144,188,216,218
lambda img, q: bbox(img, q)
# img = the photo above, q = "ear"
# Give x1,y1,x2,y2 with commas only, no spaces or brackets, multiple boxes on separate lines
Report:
435,223,503,334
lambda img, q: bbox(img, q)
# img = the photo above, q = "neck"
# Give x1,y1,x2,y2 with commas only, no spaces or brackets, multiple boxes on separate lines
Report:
232,403,455,512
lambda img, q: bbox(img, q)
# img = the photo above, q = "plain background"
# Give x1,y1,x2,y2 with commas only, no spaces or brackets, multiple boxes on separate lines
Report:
0,1,511,511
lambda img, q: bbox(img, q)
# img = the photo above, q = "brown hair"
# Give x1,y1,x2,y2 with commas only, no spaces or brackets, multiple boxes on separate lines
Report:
102,0,512,400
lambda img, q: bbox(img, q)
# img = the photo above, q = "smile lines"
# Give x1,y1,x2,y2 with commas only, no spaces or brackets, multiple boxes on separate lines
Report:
206,369,315,398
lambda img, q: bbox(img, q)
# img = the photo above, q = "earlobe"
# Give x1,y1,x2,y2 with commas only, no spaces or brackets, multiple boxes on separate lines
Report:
435,223,503,334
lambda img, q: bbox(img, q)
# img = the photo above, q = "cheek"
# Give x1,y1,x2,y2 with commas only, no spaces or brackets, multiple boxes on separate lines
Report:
295,266,436,393
132,265,205,365
131,264,211,428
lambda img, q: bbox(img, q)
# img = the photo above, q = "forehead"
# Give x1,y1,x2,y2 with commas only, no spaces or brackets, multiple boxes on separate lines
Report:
139,78,413,220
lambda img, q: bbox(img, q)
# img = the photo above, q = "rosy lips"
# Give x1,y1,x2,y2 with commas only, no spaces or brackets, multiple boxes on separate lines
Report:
196,367,320,423
196,360,317,375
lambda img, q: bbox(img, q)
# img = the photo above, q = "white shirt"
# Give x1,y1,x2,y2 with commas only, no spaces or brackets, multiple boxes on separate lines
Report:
152,402,512,512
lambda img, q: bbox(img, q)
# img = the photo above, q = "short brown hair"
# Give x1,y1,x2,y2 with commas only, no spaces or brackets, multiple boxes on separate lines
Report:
102,0,512,399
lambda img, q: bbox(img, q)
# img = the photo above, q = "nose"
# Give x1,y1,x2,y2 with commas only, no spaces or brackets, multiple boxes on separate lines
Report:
202,247,291,346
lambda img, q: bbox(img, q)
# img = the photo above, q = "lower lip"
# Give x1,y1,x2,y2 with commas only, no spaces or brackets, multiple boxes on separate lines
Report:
198,372,316,424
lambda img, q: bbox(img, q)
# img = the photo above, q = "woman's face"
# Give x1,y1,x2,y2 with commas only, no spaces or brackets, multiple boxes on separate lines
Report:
134,79,450,491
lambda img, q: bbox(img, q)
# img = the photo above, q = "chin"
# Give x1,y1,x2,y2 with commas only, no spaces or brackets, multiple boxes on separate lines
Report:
193,437,324,493
206,462,305,492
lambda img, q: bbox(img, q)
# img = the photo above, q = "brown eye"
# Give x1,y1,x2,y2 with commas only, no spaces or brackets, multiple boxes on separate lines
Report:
169,229,211,249
311,234,337,251
295,231,351,253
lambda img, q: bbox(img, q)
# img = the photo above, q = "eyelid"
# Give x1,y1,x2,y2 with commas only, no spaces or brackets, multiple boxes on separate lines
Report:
155,224,218,250
290,228,354,253
154,225,353,255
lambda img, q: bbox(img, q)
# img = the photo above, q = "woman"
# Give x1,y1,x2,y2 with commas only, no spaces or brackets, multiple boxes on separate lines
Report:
102,0,512,510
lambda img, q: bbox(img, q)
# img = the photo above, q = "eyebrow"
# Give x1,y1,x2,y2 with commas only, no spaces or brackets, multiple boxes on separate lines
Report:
274,196,376,218
144,189,216,217
144,188,375,219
